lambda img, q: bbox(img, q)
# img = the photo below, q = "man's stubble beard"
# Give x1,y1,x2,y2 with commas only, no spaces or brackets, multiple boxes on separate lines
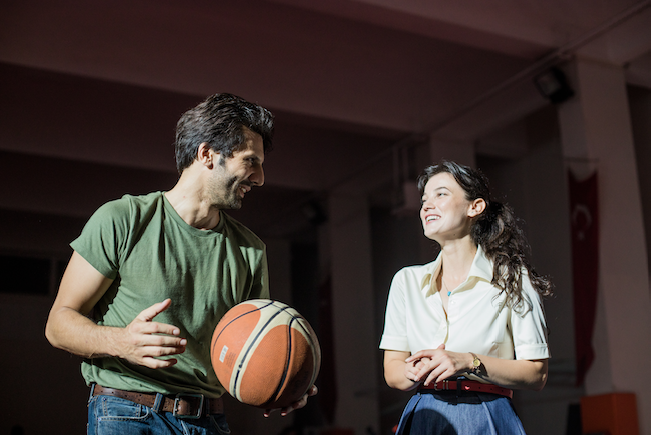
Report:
209,174,242,210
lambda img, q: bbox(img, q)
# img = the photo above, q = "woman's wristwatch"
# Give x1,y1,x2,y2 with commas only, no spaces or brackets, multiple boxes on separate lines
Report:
469,352,482,375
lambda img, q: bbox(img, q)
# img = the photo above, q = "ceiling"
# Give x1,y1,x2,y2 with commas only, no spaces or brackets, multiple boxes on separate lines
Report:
2,0,651,236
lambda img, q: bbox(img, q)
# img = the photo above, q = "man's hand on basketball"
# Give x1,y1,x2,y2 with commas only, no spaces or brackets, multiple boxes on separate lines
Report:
117,298,187,369
263,385,318,418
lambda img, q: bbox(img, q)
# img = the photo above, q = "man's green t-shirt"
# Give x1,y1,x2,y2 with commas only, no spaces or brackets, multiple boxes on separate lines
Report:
70,191,269,398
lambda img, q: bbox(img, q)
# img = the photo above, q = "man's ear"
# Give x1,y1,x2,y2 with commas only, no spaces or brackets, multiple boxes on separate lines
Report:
468,198,486,217
197,142,219,168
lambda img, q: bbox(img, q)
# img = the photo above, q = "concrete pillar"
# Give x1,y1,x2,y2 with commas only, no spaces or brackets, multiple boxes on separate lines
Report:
327,190,380,435
558,56,651,434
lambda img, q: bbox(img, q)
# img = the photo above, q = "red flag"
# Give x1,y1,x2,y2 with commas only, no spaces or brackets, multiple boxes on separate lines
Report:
568,170,599,386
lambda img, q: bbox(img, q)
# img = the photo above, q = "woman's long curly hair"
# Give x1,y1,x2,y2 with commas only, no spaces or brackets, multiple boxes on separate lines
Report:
418,160,553,309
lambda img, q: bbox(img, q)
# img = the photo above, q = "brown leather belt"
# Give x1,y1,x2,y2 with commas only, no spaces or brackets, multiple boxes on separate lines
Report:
419,380,513,399
92,385,224,418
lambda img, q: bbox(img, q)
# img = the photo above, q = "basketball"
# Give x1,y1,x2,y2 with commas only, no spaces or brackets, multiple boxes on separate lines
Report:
210,299,321,409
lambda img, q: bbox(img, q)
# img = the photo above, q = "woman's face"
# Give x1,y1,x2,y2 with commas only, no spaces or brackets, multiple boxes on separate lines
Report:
420,172,476,242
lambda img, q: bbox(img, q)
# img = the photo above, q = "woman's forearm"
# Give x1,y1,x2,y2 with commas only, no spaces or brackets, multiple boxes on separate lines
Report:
473,355,548,390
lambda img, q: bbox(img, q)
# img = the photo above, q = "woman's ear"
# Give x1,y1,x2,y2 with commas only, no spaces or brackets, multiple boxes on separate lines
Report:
468,198,486,217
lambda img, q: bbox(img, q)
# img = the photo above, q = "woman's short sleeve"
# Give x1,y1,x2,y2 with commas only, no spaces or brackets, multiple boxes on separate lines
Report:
380,269,410,352
511,275,551,360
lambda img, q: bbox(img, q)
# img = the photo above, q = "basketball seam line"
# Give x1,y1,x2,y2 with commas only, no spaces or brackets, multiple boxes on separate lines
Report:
233,303,292,403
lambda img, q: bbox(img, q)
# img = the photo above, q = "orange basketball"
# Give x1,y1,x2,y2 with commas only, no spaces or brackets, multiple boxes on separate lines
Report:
210,299,321,409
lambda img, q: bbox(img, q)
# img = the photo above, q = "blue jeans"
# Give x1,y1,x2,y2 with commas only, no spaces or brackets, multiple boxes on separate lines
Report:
87,393,230,435
396,391,526,435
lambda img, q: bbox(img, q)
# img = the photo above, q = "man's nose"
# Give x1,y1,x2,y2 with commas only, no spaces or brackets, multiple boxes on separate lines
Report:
251,166,264,186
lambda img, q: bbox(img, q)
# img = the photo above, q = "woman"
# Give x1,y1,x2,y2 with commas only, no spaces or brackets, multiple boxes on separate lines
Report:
380,160,552,434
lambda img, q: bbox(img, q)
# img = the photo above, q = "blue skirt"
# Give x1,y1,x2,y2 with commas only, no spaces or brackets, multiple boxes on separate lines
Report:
396,391,526,435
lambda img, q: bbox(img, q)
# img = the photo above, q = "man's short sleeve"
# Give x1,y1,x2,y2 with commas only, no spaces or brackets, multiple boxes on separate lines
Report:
70,198,131,279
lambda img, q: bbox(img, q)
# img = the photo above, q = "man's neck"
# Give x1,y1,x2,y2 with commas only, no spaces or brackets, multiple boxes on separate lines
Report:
165,172,221,230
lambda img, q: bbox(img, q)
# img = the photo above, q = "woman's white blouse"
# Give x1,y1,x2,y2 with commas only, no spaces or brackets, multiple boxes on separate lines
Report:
380,246,550,362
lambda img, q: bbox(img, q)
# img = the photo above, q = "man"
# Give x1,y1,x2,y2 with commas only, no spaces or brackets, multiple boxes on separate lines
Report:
45,93,315,434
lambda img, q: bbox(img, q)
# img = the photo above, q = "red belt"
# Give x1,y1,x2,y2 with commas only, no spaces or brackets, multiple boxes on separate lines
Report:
419,380,513,399
92,385,224,418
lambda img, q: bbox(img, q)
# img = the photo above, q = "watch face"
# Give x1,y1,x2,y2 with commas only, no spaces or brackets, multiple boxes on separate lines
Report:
473,358,481,367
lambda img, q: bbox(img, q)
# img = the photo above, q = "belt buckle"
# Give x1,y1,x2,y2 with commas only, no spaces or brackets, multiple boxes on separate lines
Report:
433,380,448,391
173,393,205,419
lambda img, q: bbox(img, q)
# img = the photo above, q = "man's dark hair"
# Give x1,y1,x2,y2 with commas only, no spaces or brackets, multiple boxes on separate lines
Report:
174,93,274,174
